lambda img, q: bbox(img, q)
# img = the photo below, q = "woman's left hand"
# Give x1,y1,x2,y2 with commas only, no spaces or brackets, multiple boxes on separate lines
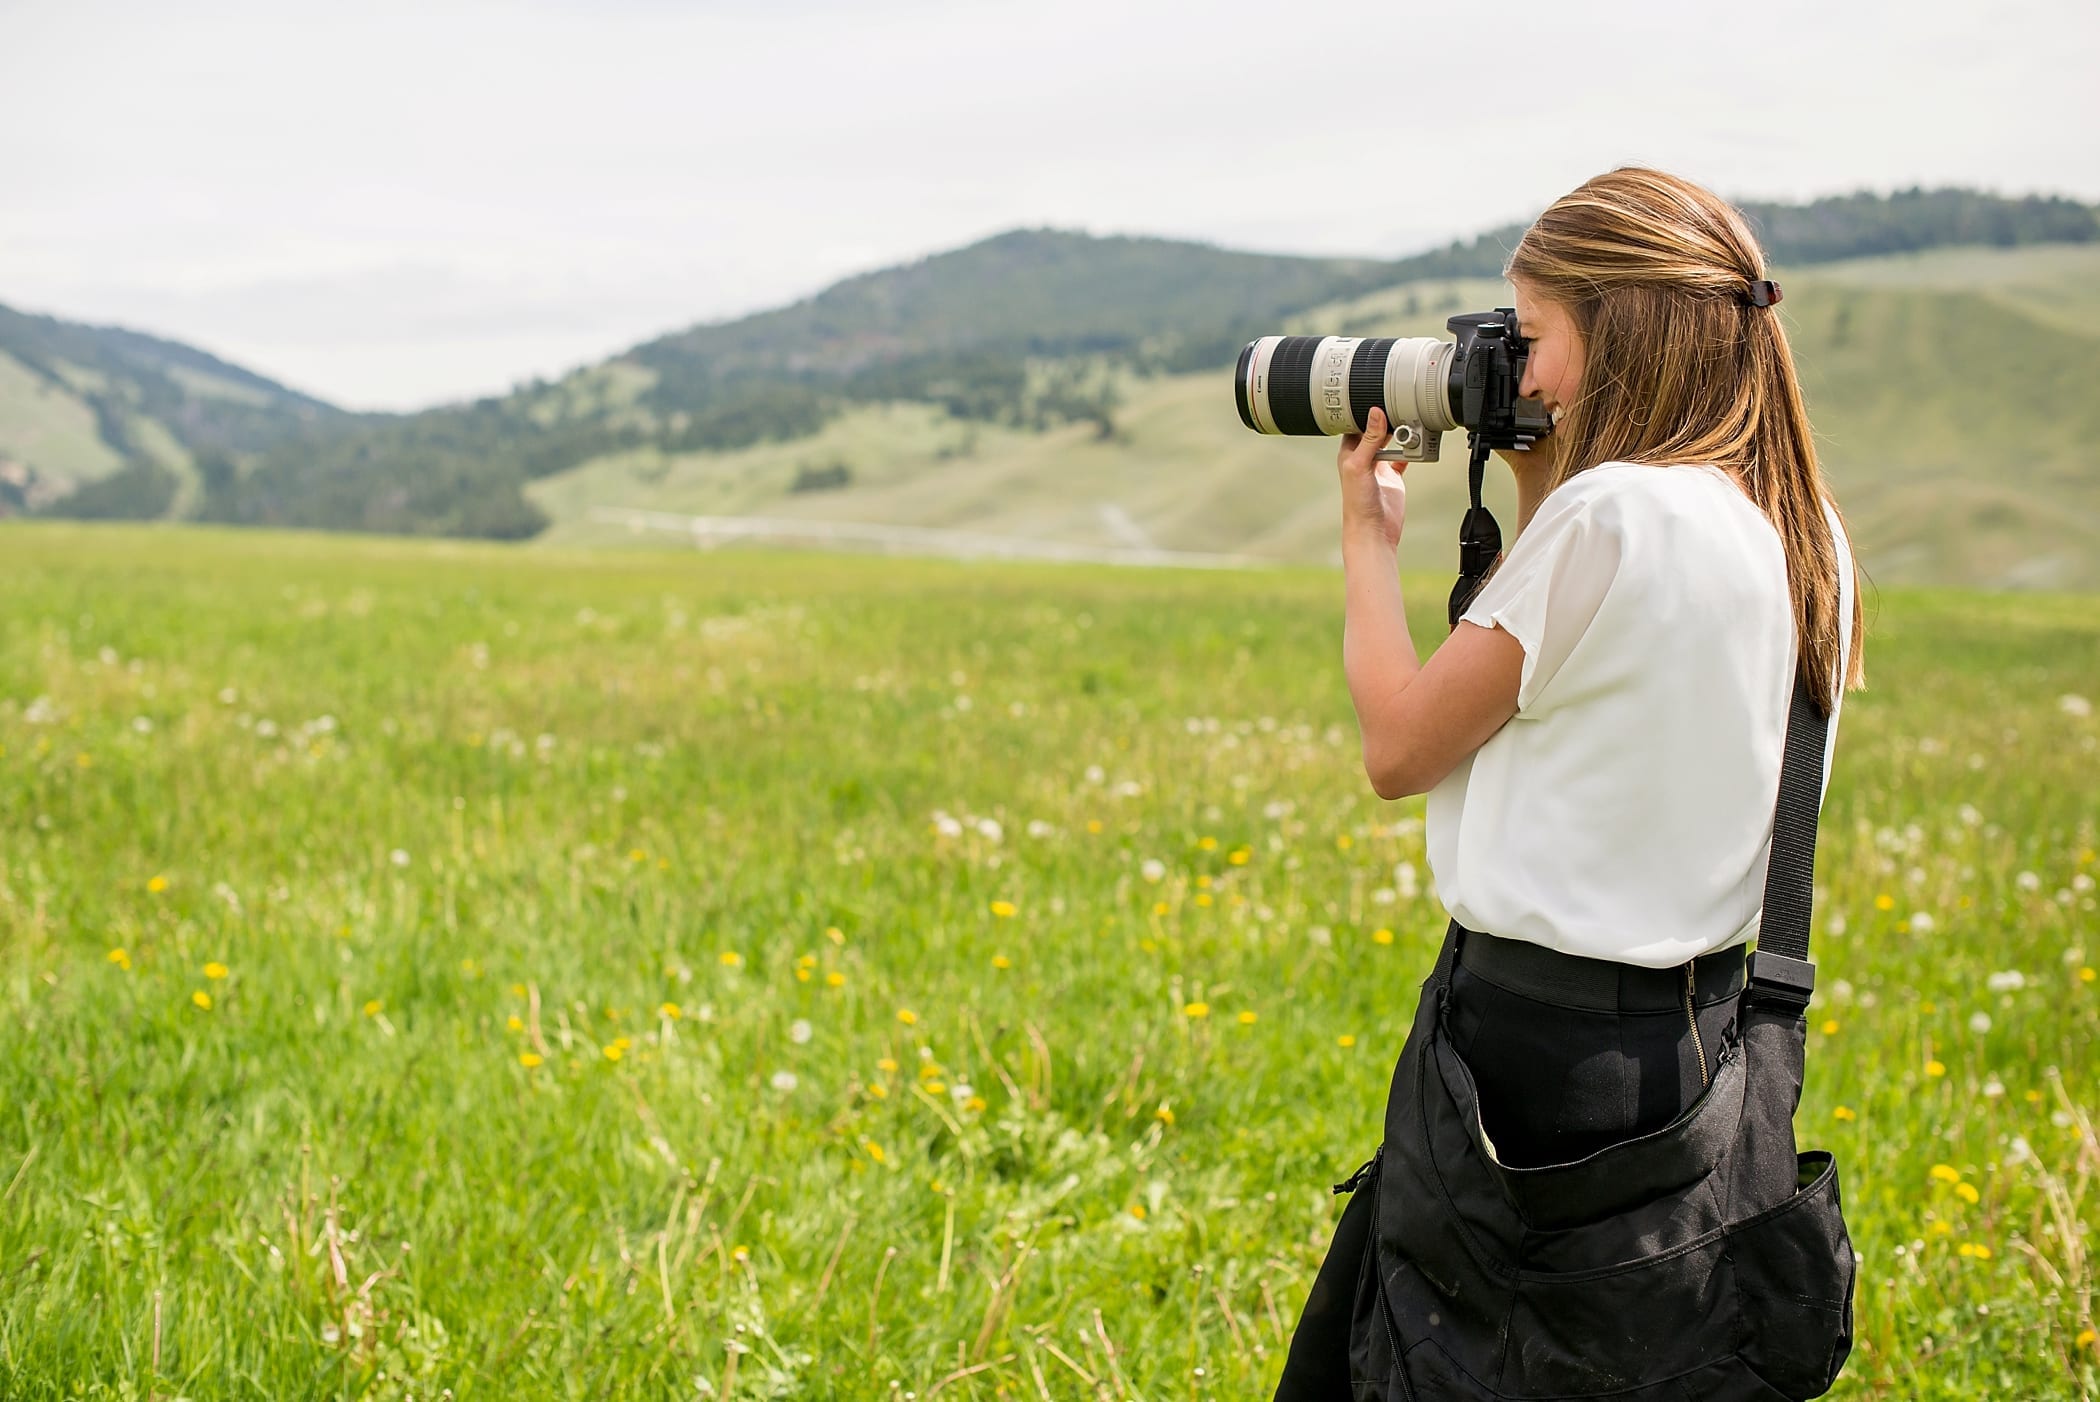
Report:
1339,406,1406,548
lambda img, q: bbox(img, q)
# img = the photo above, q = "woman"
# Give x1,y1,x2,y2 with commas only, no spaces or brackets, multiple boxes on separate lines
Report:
1276,166,1865,1397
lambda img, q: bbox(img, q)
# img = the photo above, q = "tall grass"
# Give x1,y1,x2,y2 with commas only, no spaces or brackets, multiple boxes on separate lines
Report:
0,522,2095,1398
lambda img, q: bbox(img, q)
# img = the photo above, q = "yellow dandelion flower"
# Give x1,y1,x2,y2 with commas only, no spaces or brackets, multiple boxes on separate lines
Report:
191,990,212,1011
1129,1203,1147,1220
362,999,382,1017
628,849,646,863
825,970,846,987
602,1043,624,1062
877,1057,899,1073
509,982,526,997
1832,1105,1856,1122
107,947,131,970
990,900,1017,918
1183,1001,1210,1019
1336,834,1353,851
76,752,92,769
1198,835,1218,851
864,1140,887,1164
2081,967,2097,984
1873,893,1894,911
919,1062,944,1080
1929,1163,1962,1184
1237,1010,1258,1025
1152,901,1170,916
146,874,168,893
1155,1103,1175,1125
1229,847,1251,866
1086,819,1103,834
796,953,818,968
506,1014,524,1031
868,1083,888,1100
719,950,743,967
924,1079,946,1095
519,1051,543,1068
1195,875,1213,889
730,1244,749,1262
794,967,811,982
2077,1328,2097,1349
1195,893,1213,907
2026,1090,2044,1103
1338,1034,1357,1048
659,1002,681,1020
203,961,229,980
1929,1219,1954,1237
964,1095,986,1113
897,1008,918,1026
1372,928,1395,946
1819,1018,1839,1035
825,926,845,945
1921,1001,1937,1014
1957,1243,1993,1260
1955,1182,1980,1204
991,954,1011,970
1926,1059,1947,1077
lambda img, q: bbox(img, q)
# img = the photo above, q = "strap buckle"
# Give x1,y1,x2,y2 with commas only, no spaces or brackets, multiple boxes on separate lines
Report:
1745,950,1816,1013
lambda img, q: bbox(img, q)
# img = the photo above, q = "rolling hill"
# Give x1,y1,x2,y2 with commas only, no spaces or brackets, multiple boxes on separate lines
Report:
2,188,2096,589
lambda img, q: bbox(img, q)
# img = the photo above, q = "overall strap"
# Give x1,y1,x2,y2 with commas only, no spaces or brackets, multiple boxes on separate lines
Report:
1745,672,1832,1014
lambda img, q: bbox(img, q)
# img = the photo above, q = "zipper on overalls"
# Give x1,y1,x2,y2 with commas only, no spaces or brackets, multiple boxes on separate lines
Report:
1683,962,1710,1088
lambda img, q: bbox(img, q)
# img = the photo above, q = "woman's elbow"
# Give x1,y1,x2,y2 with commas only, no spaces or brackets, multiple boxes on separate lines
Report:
1363,745,1425,800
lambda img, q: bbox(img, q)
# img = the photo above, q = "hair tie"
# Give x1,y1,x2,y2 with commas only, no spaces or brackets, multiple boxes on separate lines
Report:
1743,279,1782,308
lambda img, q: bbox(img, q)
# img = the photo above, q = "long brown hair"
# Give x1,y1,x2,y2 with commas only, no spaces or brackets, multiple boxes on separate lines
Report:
1506,166,1865,710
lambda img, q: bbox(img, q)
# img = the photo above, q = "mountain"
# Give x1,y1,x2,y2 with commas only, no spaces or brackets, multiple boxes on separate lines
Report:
3,186,2096,588
0,304,339,520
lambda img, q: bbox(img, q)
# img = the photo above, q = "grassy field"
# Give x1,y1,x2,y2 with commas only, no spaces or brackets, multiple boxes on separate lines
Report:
1,522,2097,1398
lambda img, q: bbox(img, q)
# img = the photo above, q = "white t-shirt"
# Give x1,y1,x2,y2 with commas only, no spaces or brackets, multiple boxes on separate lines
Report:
1424,461,1854,968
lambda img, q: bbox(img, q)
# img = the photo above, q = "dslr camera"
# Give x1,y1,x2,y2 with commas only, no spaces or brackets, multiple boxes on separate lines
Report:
1232,309,1554,626
1233,309,1552,461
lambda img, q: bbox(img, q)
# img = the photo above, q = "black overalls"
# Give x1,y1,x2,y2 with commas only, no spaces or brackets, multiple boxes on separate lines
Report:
1276,678,1856,1400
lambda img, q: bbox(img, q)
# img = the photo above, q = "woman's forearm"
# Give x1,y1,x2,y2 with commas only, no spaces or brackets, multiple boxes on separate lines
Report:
1340,524,1420,770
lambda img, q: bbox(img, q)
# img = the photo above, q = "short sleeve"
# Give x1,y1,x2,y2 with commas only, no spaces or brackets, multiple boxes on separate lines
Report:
1459,475,1628,715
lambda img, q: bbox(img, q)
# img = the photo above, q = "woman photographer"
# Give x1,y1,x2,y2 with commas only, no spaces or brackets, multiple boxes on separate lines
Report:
1275,166,1865,1397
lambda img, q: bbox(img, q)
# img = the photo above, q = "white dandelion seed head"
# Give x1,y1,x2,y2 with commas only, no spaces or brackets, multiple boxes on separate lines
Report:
788,1019,813,1045
2075,873,2096,894
1958,804,1982,826
2006,1136,2033,1165
1831,979,1855,1003
2065,946,2087,966
1828,913,1848,937
952,694,972,712
2016,871,2042,892
1910,912,1936,934
1309,925,1333,947
255,719,279,739
1113,780,1143,798
217,687,238,705
950,1082,973,1103
770,1070,799,1092
1371,888,1396,905
1969,1011,1992,1035
1026,820,1054,839
931,813,963,839
975,817,1002,842
2060,694,2092,718
131,716,153,734
1982,1078,2005,1098
1985,970,2026,993
24,696,57,725
389,849,411,868
1140,859,1166,883
1084,764,1105,784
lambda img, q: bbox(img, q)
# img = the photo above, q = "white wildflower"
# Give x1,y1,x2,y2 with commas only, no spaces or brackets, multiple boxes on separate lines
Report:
1958,804,1982,827
131,716,153,734
389,849,411,868
2016,871,2042,893
1084,764,1105,784
2060,694,2092,718
975,817,1002,843
1395,862,1420,899
1985,970,2026,993
1982,1078,2005,1099
1910,912,1936,934
1969,1011,1992,1035
788,1019,813,1045
770,1070,798,1092
1141,859,1166,883
2006,1136,2033,1166
1026,819,1054,839
931,812,963,839
1309,925,1333,947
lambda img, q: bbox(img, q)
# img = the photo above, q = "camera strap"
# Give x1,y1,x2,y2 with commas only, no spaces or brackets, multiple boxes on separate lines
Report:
1446,432,1503,631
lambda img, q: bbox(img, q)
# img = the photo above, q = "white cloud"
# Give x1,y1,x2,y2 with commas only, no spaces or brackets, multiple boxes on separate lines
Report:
2,0,2095,408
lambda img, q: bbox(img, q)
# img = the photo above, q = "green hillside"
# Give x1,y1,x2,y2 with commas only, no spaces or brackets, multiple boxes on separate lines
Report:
4,188,2094,585
530,245,2100,591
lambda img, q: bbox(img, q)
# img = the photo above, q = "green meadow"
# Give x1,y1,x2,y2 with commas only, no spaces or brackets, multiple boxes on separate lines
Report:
1,522,2096,1399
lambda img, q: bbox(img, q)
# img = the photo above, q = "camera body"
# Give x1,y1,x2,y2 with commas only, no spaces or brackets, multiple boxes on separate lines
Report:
1233,308,1553,461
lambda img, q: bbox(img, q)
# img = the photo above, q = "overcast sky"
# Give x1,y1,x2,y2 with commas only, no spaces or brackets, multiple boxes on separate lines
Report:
3,0,2095,411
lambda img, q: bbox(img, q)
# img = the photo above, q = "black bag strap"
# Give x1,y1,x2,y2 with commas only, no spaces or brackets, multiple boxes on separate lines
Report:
1745,672,1832,1014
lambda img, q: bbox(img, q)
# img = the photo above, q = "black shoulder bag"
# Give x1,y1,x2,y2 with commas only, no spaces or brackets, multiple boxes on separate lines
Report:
1311,674,1856,1400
